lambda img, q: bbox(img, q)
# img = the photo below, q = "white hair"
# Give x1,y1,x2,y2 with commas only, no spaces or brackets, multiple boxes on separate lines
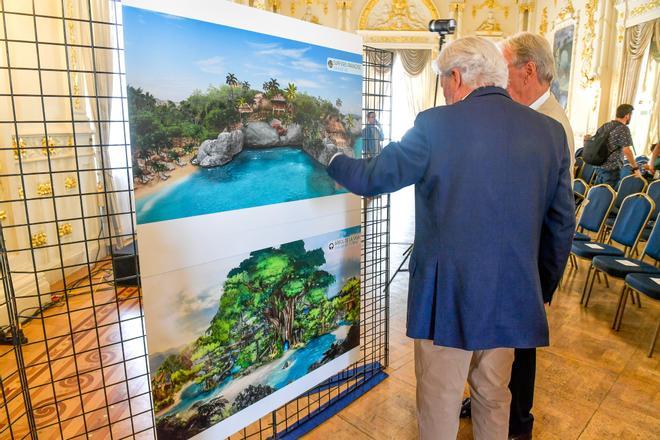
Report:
436,36,508,89
501,32,556,84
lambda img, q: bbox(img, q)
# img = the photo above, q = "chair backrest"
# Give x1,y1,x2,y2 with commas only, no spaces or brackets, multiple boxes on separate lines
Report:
646,180,660,220
643,219,660,261
619,164,633,180
636,155,649,164
578,184,616,234
574,157,585,179
581,162,598,184
610,193,655,251
614,175,648,208
573,178,588,199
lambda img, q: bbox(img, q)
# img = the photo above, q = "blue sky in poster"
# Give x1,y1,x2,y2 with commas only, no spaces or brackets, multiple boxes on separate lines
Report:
123,6,363,115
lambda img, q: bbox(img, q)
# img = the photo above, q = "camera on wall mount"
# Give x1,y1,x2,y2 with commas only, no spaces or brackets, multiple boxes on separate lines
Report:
428,19,456,35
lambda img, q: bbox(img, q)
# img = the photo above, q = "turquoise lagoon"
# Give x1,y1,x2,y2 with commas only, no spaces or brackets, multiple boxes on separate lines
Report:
136,147,354,224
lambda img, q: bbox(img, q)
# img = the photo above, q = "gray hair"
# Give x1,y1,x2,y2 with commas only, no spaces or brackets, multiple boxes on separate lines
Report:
436,36,508,89
501,32,556,84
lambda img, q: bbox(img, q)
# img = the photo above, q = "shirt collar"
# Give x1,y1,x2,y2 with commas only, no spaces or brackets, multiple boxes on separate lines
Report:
529,89,551,110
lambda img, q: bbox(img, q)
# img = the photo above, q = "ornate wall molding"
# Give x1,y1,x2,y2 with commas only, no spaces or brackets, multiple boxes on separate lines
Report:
471,0,509,19
539,7,549,35
358,0,439,31
556,0,576,21
580,0,598,87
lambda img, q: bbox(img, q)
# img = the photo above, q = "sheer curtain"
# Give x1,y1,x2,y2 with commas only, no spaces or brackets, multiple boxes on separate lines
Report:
391,50,435,140
617,20,656,105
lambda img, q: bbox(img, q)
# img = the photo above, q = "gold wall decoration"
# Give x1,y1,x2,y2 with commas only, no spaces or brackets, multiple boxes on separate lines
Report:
291,0,329,17
471,0,509,19
450,2,466,13
66,0,81,111
617,24,625,43
31,232,47,248
557,0,576,20
64,176,77,190
58,223,73,238
18,187,24,199
359,0,439,30
267,0,282,12
519,3,534,13
41,136,56,156
630,0,660,17
97,182,104,192
580,0,598,87
12,137,27,160
0,210,6,222
37,182,53,197
67,135,75,147
539,7,549,35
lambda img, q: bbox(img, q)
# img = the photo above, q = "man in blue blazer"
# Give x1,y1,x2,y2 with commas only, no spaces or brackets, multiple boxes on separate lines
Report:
326,37,574,439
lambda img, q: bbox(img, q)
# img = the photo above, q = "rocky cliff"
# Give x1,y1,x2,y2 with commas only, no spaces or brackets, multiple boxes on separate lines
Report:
243,121,303,148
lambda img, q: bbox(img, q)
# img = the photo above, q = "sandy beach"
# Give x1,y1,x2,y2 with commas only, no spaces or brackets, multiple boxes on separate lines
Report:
157,325,352,419
134,155,199,200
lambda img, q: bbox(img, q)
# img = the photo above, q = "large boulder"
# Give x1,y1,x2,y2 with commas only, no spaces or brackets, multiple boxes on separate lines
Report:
193,130,244,168
244,121,281,147
244,122,303,148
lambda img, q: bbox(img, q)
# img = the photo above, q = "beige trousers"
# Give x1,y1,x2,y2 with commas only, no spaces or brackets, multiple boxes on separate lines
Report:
414,339,515,440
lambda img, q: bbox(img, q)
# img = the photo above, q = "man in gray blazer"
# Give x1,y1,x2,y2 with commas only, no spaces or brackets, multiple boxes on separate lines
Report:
459,33,575,440
502,33,575,165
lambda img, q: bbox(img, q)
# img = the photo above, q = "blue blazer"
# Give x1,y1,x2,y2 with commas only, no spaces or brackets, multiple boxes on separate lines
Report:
328,87,575,350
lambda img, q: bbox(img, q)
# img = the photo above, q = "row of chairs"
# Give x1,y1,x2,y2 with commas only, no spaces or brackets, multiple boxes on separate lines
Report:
567,178,660,357
574,154,651,186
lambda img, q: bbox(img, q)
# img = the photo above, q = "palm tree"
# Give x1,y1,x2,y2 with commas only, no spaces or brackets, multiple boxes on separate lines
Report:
345,114,355,131
241,81,250,91
226,73,238,101
335,98,343,110
263,78,280,97
284,83,297,102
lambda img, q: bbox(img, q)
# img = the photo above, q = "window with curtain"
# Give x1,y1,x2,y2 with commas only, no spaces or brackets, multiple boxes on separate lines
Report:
619,19,659,153
391,49,435,140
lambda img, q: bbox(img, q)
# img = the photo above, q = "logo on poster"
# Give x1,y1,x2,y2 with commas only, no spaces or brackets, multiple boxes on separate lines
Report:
326,57,361,76
328,234,360,251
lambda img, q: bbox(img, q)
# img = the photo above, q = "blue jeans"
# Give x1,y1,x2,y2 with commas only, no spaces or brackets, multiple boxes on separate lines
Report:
595,168,620,189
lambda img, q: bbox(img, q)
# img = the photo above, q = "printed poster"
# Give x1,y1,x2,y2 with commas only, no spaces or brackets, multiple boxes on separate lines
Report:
122,0,362,438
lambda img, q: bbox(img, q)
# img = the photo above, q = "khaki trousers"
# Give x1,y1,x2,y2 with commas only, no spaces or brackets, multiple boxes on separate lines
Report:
414,339,515,440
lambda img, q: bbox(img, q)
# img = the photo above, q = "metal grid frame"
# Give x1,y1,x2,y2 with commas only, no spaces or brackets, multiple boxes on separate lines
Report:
0,1,392,438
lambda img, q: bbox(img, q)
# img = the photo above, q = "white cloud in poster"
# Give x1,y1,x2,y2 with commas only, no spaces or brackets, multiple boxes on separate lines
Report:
255,45,310,59
196,56,226,75
290,59,324,72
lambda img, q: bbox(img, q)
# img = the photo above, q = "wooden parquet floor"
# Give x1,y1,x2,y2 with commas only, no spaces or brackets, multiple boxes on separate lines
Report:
1,186,659,439
303,187,660,440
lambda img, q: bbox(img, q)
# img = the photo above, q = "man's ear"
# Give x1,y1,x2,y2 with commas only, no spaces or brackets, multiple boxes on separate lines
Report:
524,61,536,79
451,68,462,87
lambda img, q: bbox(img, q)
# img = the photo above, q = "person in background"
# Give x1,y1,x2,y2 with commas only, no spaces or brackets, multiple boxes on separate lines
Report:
323,36,575,440
646,143,659,175
586,104,638,188
361,111,384,156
